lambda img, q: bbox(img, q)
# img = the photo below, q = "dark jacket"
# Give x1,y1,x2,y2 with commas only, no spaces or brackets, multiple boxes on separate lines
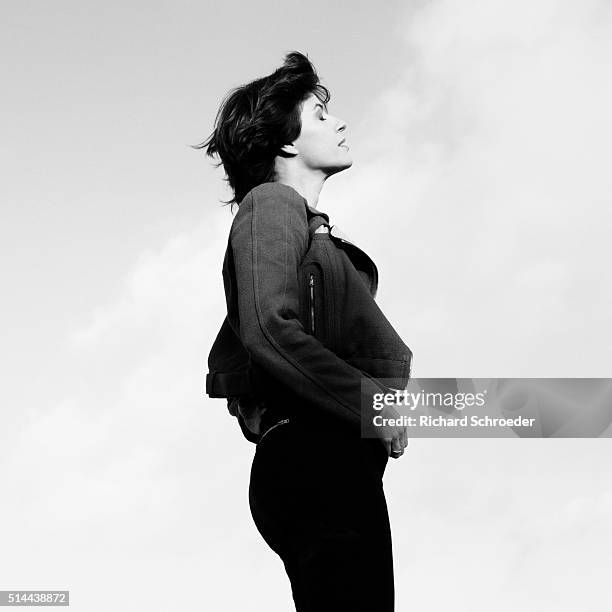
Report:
206,181,412,442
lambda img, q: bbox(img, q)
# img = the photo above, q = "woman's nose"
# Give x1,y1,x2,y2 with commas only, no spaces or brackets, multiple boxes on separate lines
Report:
337,119,347,133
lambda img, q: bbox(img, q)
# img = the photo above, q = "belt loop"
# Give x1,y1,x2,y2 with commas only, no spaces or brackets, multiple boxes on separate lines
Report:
205,371,217,396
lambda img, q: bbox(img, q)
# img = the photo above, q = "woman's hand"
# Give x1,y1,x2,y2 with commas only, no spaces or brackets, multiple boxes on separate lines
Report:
374,404,408,459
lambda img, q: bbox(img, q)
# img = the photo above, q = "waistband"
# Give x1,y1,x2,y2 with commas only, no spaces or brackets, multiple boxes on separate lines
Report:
256,415,389,476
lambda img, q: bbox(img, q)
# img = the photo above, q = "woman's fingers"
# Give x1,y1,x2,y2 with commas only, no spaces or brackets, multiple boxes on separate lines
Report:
400,426,408,451
388,426,409,459
380,429,407,459
390,435,403,458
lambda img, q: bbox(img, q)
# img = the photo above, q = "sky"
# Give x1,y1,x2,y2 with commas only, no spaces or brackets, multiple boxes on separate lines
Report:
1,0,611,610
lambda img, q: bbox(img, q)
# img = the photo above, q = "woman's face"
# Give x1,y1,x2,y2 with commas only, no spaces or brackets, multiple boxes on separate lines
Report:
289,92,352,176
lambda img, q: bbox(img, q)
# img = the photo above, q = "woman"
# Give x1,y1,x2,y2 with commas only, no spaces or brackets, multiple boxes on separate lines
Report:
199,51,412,612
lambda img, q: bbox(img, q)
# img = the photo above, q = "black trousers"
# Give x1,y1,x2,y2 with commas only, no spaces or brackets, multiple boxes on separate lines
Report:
248,417,394,611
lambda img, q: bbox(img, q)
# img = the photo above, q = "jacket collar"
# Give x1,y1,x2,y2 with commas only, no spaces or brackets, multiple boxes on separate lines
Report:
305,203,329,224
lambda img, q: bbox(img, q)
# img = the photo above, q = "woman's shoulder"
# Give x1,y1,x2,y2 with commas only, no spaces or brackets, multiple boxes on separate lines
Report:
237,182,309,222
245,181,306,206
231,182,311,245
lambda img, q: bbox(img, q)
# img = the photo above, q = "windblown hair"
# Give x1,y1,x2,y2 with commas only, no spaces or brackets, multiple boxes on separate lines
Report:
195,51,330,208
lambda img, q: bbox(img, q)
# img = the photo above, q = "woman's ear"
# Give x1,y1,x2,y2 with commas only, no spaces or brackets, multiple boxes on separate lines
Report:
279,143,298,156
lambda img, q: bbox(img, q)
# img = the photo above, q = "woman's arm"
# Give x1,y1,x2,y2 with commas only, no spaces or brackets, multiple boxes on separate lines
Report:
231,182,383,431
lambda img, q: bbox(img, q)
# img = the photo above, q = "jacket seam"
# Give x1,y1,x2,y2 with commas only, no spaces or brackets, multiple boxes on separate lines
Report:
347,357,409,363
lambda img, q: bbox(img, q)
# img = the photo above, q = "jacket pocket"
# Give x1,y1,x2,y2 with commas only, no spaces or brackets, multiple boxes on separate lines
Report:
300,262,329,347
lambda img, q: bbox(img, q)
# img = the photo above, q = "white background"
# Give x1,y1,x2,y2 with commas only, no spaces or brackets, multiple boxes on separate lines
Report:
1,0,611,610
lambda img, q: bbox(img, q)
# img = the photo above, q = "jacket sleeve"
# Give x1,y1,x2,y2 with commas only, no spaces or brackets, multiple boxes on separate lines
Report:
231,182,382,430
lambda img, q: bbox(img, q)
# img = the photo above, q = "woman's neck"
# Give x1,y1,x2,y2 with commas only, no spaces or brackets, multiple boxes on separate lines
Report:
274,171,326,209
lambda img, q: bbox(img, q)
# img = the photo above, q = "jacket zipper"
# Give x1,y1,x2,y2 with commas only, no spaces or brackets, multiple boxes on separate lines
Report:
309,272,315,334
259,418,290,442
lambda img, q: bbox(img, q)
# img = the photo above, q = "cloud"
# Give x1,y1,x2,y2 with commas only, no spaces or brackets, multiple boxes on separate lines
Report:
322,0,612,377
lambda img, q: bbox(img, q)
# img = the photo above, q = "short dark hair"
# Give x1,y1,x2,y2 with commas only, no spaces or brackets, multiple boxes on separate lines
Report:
195,51,330,208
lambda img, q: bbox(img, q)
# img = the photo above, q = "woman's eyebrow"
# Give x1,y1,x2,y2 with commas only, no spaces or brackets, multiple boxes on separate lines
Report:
313,102,328,113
